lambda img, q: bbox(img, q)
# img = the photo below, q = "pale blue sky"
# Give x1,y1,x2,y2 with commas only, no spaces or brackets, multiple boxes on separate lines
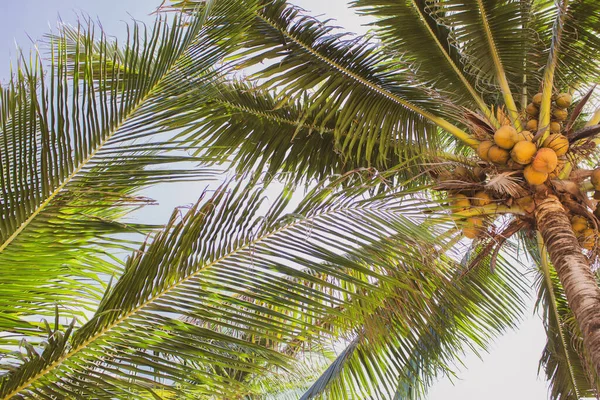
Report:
0,1,550,398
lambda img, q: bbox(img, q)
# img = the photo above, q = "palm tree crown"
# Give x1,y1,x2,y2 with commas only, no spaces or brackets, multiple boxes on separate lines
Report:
2,0,600,398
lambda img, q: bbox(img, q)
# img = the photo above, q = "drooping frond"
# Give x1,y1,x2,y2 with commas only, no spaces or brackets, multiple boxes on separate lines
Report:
350,0,497,126
162,79,433,186
0,175,453,399
167,0,478,156
0,2,254,358
295,231,528,399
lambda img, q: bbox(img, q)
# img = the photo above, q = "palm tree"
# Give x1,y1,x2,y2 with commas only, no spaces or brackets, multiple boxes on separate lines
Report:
2,0,600,398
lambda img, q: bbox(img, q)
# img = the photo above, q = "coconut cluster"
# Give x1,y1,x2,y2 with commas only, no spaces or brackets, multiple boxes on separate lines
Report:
476,92,571,185
449,189,493,239
571,215,597,250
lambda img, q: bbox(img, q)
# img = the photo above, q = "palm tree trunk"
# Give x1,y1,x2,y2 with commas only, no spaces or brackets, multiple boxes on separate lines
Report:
535,194,600,378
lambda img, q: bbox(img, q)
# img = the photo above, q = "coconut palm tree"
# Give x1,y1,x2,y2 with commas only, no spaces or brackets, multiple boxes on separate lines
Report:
2,0,600,398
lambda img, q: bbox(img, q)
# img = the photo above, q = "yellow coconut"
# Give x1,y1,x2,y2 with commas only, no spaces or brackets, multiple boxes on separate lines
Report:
550,121,562,133
526,119,538,131
580,228,595,250
510,141,537,165
571,215,588,232
472,191,492,207
543,134,569,156
549,157,566,179
487,145,510,165
531,148,558,173
552,108,568,121
477,140,494,161
591,169,600,190
451,194,471,210
516,130,534,142
463,217,484,239
532,93,543,106
526,103,539,116
555,93,572,108
524,165,548,185
454,165,469,179
516,196,535,213
494,125,518,149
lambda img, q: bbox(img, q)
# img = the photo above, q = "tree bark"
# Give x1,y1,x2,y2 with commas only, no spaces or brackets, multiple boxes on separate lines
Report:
535,194,600,379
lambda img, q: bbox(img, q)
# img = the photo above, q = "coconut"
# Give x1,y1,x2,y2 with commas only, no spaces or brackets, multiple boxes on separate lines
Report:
524,165,548,185
494,126,518,149
516,130,534,142
515,196,535,213
552,108,568,121
549,157,567,179
571,215,588,232
487,145,510,165
477,140,494,161
543,134,569,156
451,194,471,210
454,165,469,180
531,148,558,173
579,228,595,250
472,191,492,207
463,217,484,239
511,141,537,165
532,93,543,106
591,169,600,190
594,191,600,200
526,103,539,116
555,93,572,108
550,121,562,133
526,119,538,131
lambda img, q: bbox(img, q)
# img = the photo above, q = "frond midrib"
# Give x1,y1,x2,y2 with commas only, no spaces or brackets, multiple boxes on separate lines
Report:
3,200,398,398
253,10,478,147
0,24,196,254
407,0,497,127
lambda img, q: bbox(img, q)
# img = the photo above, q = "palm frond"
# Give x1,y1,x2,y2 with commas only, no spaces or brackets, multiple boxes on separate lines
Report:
432,0,533,125
0,3,254,356
294,232,529,400
350,0,497,126
0,174,453,398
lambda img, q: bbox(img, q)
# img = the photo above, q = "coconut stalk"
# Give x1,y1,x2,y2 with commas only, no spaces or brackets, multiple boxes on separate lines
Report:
535,194,600,379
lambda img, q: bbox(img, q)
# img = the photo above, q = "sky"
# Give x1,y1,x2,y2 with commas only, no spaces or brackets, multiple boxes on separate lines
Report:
0,0,551,398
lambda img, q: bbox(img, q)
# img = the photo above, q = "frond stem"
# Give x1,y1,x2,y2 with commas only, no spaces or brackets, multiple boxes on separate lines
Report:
254,11,479,148
476,0,522,131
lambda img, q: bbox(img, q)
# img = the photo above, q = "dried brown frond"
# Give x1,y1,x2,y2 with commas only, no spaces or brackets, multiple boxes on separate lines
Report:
464,109,495,139
485,171,527,198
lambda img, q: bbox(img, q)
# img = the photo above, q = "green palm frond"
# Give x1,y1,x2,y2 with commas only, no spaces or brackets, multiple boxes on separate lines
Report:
0,174,452,398
167,0,477,153
161,79,433,186
350,0,497,125
0,2,254,356
295,235,528,400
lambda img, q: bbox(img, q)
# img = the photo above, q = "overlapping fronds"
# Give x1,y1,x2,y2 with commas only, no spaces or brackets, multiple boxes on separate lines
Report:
167,0,477,156
0,1,255,359
350,0,495,122
0,175,453,398
294,231,528,399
